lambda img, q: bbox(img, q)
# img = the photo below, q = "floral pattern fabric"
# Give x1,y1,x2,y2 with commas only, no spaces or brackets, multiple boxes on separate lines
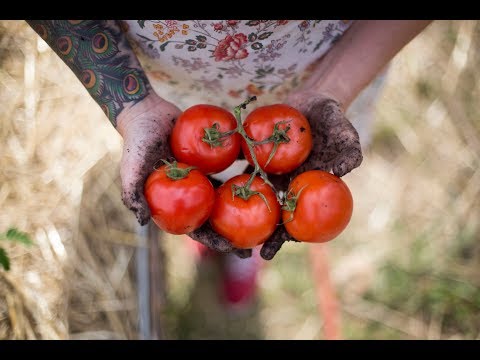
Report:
123,20,352,109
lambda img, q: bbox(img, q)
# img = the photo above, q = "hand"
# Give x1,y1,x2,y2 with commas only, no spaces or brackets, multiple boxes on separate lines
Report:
260,90,363,260
117,93,252,258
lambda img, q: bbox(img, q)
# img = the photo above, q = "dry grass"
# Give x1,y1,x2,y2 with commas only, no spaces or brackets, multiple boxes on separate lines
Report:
0,20,134,339
1,20,479,339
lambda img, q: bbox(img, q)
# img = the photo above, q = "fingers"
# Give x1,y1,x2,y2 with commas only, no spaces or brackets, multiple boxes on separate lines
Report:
304,97,343,128
121,187,152,226
120,148,153,225
120,129,173,225
233,248,252,259
331,118,363,177
188,224,253,258
332,147,363,177
120,150,156,226
260,226,295,260
187,222,233,253
297,96,363,178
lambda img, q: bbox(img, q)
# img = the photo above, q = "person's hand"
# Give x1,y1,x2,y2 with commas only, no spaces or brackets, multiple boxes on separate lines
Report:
117,93,181,225
117,93,252,258
259,90,363,260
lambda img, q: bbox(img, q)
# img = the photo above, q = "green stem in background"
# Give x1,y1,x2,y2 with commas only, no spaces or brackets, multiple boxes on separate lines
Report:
0,228,33,271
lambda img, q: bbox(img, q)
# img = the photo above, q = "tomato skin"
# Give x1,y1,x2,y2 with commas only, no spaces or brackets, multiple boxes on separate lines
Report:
241,104,313,175
144,162,215,235
283,170,353,243
209,174,281,249
170,104,241,175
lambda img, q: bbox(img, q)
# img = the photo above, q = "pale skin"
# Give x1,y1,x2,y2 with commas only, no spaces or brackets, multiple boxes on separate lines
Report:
27,20,432,260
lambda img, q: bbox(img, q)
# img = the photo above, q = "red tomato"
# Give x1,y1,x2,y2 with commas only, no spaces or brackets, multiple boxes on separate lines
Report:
144,162,215,235
241,104,312,174
283,170,353,243
209,174,281,249
170,104,241,175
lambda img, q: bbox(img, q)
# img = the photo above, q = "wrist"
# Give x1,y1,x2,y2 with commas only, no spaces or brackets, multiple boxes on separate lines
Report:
296,53,357,112
116,91,167,138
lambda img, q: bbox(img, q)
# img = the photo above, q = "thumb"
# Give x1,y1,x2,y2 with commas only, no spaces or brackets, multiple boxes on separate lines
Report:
121,185,151,226
120,147,156,226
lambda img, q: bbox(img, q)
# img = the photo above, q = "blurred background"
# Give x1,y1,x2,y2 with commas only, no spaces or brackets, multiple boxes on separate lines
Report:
1,20,479,340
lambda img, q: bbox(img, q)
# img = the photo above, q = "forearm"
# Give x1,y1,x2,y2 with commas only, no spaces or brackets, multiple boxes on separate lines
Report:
300,20,433,110
26,20,152,128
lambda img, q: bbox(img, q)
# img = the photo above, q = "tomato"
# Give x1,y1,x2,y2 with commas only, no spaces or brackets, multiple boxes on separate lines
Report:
170,104,241,175
209,174,281,249
241,104,313,175
144,162,215,235
283,170,353,243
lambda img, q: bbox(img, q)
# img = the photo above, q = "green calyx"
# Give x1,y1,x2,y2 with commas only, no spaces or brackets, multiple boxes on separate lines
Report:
281,185,307,224
255,120,292,169
159,159,196,180
201,122,237,148
231,183,272,213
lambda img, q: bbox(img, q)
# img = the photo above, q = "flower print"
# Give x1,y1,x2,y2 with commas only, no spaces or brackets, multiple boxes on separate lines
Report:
246,83,263,96
172,56,211,73
228,89,242,98
139,39,160,58
132,20,353,109
165,20,178,29
322,23,335,41
223,65,244,78
299,20,310,31
212,22,224,32
277,64,298,79
255,38,288,62
198,77,223,92
213,34,249,61
148,70,171,81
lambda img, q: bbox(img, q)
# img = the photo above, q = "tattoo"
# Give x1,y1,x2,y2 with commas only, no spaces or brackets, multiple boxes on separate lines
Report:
27,20,150,127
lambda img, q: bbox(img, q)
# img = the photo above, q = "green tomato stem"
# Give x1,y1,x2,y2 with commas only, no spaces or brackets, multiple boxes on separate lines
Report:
233,96,274,189
160,159,196,180
202,123,239,148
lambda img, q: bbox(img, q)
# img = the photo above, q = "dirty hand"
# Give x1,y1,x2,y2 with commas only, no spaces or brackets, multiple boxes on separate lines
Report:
260,91,363,260
116,93,251,258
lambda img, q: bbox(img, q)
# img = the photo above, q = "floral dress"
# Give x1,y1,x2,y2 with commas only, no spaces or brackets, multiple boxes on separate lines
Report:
122,20,353,110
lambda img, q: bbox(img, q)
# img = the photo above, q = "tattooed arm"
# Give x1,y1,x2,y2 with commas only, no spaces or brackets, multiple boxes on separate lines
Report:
27,20,150,127
27,20,240,255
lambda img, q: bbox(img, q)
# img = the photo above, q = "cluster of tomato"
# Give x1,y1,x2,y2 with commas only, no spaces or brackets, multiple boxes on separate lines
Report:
144,98,353,250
